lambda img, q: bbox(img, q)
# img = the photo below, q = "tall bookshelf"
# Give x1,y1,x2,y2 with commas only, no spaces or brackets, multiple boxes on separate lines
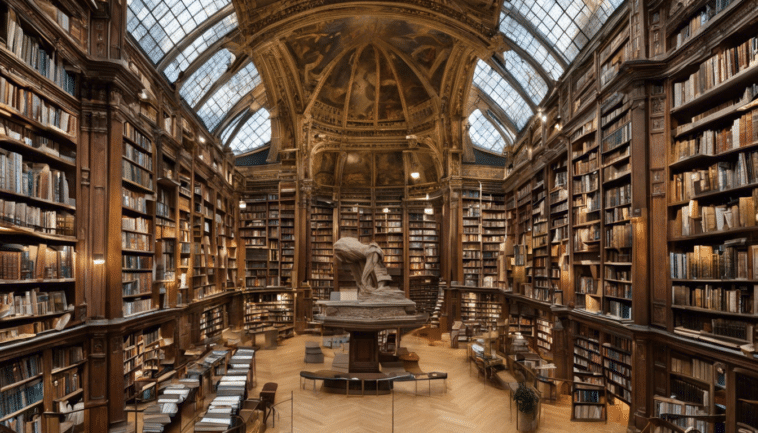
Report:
192,177,219,301
736,369,758,433
535,311,553,358
531,171,550,302
279,183,296,288
121,122,155,317
155,173,177,308
549,156,569,305
602,334,632,404
177,166,192,306
459,290,501,328
240,193,270,288
601,93,633,320
408,208,440,314
515,181,533,295
243,289,295,337
667,26,758,349
375,199,403,290
482,193,506,287
462,190,482,286
199,304,227,341
0,65,77,341
570,115,601,313
310,199,334,301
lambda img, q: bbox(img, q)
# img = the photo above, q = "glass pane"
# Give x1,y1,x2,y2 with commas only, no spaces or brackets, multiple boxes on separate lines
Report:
197,61,262,130
179,49,233,107
469,109,508,153
499,14,564,81
163,13,238,82
503,0,623,62
503,51,548,104
127,0,230,64
472,60,532,130
229,109,271,154
220,110,247,144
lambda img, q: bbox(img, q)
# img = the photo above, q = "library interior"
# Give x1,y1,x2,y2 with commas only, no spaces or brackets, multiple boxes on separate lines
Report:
0,0,756,431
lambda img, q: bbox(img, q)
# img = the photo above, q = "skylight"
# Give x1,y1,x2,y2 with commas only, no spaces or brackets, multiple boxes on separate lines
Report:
504,0,624,62
469,109,509,153
220,110,248,144
197,62,262,130
227,109,271,154
503,51,548,104
499,13,564,81
472,60,532,130
162,13,238,82
179,49,233,107
127,0,230,64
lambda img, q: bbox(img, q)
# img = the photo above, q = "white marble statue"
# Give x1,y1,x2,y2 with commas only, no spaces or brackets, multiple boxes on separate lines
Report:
333,237,404,300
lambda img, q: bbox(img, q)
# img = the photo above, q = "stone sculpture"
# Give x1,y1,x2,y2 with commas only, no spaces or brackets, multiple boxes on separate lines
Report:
333,237,405,301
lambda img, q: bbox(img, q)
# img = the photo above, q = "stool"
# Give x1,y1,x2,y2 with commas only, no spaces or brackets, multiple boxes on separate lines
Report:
304,342,324,363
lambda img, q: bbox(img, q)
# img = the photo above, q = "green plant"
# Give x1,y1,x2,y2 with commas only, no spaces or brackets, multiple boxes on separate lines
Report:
513,384,538,415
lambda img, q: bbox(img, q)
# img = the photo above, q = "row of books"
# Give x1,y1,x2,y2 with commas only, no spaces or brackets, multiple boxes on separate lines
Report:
670,154,758,202
123,159,153,189
0,413,40,433
669,240,757,280
123,141,153,171
0,288,68,318
0,78,75,135
122,272,152,297
670,377,710,406
607,301,632,319
123,123,152,153
654,396,709,433
669,0,733,50
673,36,758,107
0,354,40,389
121,232,151,251
673,283,756,314
52,346,83,370
673,195,757,237
122,216,151,233
674,107,758,161
3,9,76,95
51,369,79,399
671,354,713,382
0,151,74,205
0,243,74,280
122,298,152,317
0,119,75,163
0,378,42,418
123,255,151,270
122,188,149,213
0,199,74,236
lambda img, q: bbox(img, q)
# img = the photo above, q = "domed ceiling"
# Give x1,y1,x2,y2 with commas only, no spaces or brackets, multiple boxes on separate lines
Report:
284,18,453,128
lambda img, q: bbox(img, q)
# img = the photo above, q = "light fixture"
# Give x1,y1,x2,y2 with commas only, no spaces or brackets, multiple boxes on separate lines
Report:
239,200,247,209
93,254,105,265
138,90,148,100
383,208,389,213
198,136,206,144
424,207,434,215
541,114,547,122
555,123,562,131
425,193,430,200
410,172,420,179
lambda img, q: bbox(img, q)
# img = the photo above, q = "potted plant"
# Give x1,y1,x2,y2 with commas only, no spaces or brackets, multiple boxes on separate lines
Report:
513,384,540,432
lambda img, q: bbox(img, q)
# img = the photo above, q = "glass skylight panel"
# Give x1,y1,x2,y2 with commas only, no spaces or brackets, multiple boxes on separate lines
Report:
228,109,271,154
505,0,624,62
163,13,238,82
469,109,508,153
499,14,564,81
220,110,247,144
180,49,233,108
197,62,262,130
472,60,532,130
127,0,230,64
503,51,547,104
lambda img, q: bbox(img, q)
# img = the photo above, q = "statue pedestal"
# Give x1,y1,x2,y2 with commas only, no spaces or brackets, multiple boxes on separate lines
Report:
315,299,428,374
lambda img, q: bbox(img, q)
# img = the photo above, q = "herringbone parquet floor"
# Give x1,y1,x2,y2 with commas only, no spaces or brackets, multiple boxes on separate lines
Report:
253,334,630,433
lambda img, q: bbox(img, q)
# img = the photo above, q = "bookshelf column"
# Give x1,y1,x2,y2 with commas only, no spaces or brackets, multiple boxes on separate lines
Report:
630,84,650,327
632,335,652,430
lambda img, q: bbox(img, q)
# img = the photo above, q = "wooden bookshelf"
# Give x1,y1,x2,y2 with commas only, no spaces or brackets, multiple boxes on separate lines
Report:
462,190,483,287
279,183,296,288
243,288,294,338
199,304,227,341
121,122,155,318
459,290,501,328
408,208,440,315
549,156,569,305
310,199,334,302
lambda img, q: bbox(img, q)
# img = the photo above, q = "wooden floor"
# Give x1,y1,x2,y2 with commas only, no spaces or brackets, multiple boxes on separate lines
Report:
253,334,631,433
